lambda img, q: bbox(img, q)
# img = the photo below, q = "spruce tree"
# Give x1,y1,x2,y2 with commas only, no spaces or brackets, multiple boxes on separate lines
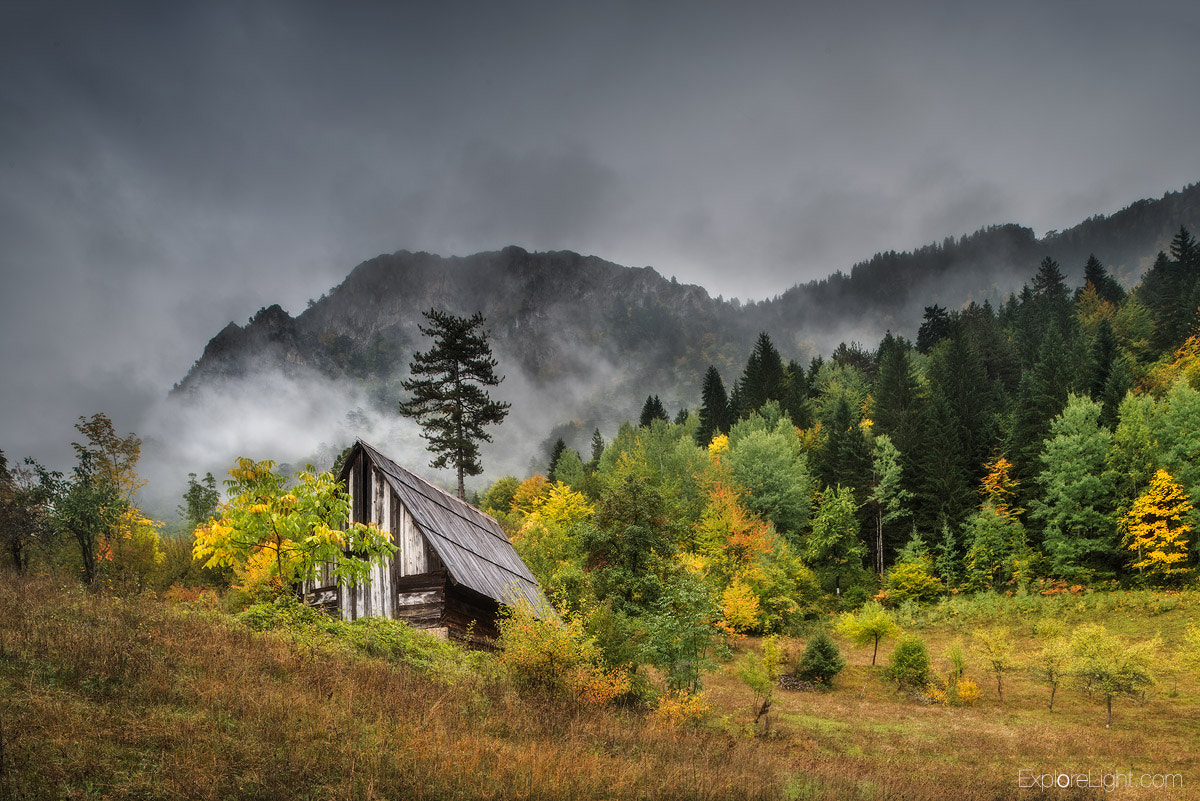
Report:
639,395,669,428
588,428,605,471
1031,256,1072,334
782,360,812,428
1139,229,1199,353
873,332,920,454
924,336,996,499
1079,254,1126,306
917,305,952,354
1086,318,1119,402
1031,395,1119,577
398,309,511,499
696,366,730,446
547,437,567,482
817,396,871,498
909,391,974,533
739,332,786,413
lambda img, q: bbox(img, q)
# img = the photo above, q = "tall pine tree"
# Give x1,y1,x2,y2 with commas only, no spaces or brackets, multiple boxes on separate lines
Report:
738,332,786,414
398,309,511,499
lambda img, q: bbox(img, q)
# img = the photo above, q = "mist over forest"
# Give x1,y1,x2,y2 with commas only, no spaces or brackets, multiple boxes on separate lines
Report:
135,183,1200,516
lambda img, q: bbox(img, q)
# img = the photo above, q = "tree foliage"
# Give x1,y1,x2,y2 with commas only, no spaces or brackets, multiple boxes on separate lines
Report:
1124,468,1191,579
837,600,900,666
398,309,510,499
193,458,396,597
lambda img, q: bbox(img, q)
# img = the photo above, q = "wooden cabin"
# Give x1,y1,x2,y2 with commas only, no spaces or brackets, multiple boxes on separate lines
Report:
302,439,544,645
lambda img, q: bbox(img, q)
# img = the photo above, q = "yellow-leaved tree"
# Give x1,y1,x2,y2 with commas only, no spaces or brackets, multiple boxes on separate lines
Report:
1125,468,1192,579
193,458,396,597
510,481,594,610
695,483,772,632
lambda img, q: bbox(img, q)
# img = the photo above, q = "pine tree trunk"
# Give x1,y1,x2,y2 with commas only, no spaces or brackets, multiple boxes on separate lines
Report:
1106,695,1112,727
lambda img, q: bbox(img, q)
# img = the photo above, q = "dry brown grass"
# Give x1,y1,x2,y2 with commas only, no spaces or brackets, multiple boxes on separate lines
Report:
1,575,1194,800
0,576,790,800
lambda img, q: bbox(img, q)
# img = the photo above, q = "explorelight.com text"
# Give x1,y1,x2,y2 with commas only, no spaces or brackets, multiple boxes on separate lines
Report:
1019,769,1183,792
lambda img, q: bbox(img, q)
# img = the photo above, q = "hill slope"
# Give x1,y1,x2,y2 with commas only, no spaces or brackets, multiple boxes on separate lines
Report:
170,183,1200,466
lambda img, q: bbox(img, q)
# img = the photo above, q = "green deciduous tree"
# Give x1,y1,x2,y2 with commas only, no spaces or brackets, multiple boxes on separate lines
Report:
579,475,681,615
192,458,396,597
836,600,900,666
1070,623,1158,727
54,414,145,587
974,626,1016,702
806,485,866,593
963,502,1032,592
551,447,585,490
646,570,721,693
1030,636,1072,711
0,452,56,574
179,471,220,529
724,417,813,541
398,309,511,499
1106,391,1160,527
867,434,911,573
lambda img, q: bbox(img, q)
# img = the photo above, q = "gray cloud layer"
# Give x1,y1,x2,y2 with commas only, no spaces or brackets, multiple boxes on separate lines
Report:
2,0,1198,500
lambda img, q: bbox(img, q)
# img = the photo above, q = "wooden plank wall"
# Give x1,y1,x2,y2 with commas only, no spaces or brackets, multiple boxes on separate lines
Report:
340,450,441,623
304,447,493,642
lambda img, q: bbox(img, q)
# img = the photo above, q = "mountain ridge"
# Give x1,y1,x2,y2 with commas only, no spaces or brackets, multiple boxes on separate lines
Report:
174,183,1200,438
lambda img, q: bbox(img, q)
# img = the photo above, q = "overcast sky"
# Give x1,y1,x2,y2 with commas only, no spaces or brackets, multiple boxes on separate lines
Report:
2,0,1198,494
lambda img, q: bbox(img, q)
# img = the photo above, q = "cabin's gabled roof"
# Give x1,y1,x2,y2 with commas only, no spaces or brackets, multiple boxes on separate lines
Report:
347,440,544,610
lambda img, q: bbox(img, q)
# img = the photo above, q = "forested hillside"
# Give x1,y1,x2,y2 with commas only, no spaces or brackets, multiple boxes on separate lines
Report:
173,184,1200,441
470,226,1200,672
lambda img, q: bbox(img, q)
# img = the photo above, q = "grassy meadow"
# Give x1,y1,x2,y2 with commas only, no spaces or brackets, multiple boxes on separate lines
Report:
1,577,1197,800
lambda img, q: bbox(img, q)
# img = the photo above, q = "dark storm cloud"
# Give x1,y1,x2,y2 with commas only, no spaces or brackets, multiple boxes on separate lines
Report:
1,0,1199,496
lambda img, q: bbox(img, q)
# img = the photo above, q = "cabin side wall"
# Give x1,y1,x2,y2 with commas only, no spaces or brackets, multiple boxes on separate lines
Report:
339,450,445,623
304,447,500,643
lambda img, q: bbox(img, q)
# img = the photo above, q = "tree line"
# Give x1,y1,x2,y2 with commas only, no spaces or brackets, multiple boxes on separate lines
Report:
473,227,1200,691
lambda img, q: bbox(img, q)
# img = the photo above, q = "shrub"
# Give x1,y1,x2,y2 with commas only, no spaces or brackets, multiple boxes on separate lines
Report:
654,689,712,729
738,635,785,733
945,641,967,683
794,630,846,687
885,559,944,605
955,677,981,706
926,673,978,707
885,634,931,691
497,599,631,707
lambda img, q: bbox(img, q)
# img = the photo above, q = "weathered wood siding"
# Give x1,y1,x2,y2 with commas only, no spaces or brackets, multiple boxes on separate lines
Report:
303,445,503,645
333,449,445,623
